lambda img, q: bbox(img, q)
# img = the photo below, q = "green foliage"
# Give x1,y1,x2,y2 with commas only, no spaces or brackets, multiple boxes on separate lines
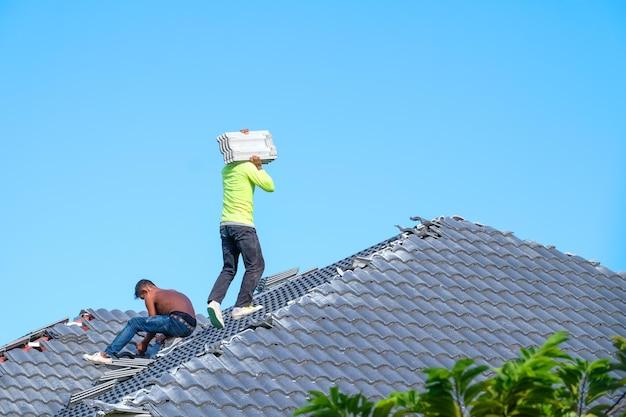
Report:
612,336,626,375
552,357,622,417
292,386,419,417
605,336,626,417
387,390,423,416
293,387,374,417
471,332,570,417
294,333,626,417
421,359,488,417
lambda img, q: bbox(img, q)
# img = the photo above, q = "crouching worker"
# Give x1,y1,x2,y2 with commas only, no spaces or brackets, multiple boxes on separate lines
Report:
83,279,196,365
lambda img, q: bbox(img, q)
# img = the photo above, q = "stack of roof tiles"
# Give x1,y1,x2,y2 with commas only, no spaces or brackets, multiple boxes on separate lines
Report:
216,130,277,164
0,216,624,417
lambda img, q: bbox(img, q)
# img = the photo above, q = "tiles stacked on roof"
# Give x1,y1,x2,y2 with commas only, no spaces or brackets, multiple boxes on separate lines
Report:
126,217,625,417
254,267,301,294
216,130,277,164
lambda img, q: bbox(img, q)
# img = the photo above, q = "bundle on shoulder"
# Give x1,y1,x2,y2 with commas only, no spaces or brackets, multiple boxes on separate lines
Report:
216,129,278,165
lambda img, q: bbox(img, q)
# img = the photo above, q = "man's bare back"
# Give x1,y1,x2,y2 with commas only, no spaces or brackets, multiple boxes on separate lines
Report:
147,288,195,317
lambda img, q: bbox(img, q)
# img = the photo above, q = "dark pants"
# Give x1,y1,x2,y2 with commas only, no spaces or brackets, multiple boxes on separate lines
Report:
208,224,265,307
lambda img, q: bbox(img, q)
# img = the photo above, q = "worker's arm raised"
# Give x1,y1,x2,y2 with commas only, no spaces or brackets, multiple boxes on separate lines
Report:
246,156,275,192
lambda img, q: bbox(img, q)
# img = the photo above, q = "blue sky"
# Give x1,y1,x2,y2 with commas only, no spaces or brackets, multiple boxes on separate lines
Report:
1,1,624,345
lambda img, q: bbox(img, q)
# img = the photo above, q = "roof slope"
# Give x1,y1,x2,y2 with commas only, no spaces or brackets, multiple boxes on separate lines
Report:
127,216,626,416
1,216,624,417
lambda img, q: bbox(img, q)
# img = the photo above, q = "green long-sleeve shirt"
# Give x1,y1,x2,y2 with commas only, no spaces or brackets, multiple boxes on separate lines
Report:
220,161,275,226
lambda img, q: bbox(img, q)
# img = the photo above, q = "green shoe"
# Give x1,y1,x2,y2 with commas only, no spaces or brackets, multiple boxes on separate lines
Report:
207,301,224,329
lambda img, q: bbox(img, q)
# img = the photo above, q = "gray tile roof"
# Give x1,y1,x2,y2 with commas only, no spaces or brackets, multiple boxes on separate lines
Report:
1,216,624,417
0,309,145,416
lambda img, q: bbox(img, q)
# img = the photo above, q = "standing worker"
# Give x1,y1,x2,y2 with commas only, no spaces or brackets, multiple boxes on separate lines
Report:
207,129,275,329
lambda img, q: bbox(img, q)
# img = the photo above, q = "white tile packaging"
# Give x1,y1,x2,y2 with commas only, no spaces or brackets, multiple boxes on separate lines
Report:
217,130,278,164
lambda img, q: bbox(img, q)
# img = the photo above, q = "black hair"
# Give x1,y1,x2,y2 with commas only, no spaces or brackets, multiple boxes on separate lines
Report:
134,279,155,299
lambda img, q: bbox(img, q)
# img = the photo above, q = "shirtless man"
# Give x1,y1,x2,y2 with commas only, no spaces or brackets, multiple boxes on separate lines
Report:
83,279,196,364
